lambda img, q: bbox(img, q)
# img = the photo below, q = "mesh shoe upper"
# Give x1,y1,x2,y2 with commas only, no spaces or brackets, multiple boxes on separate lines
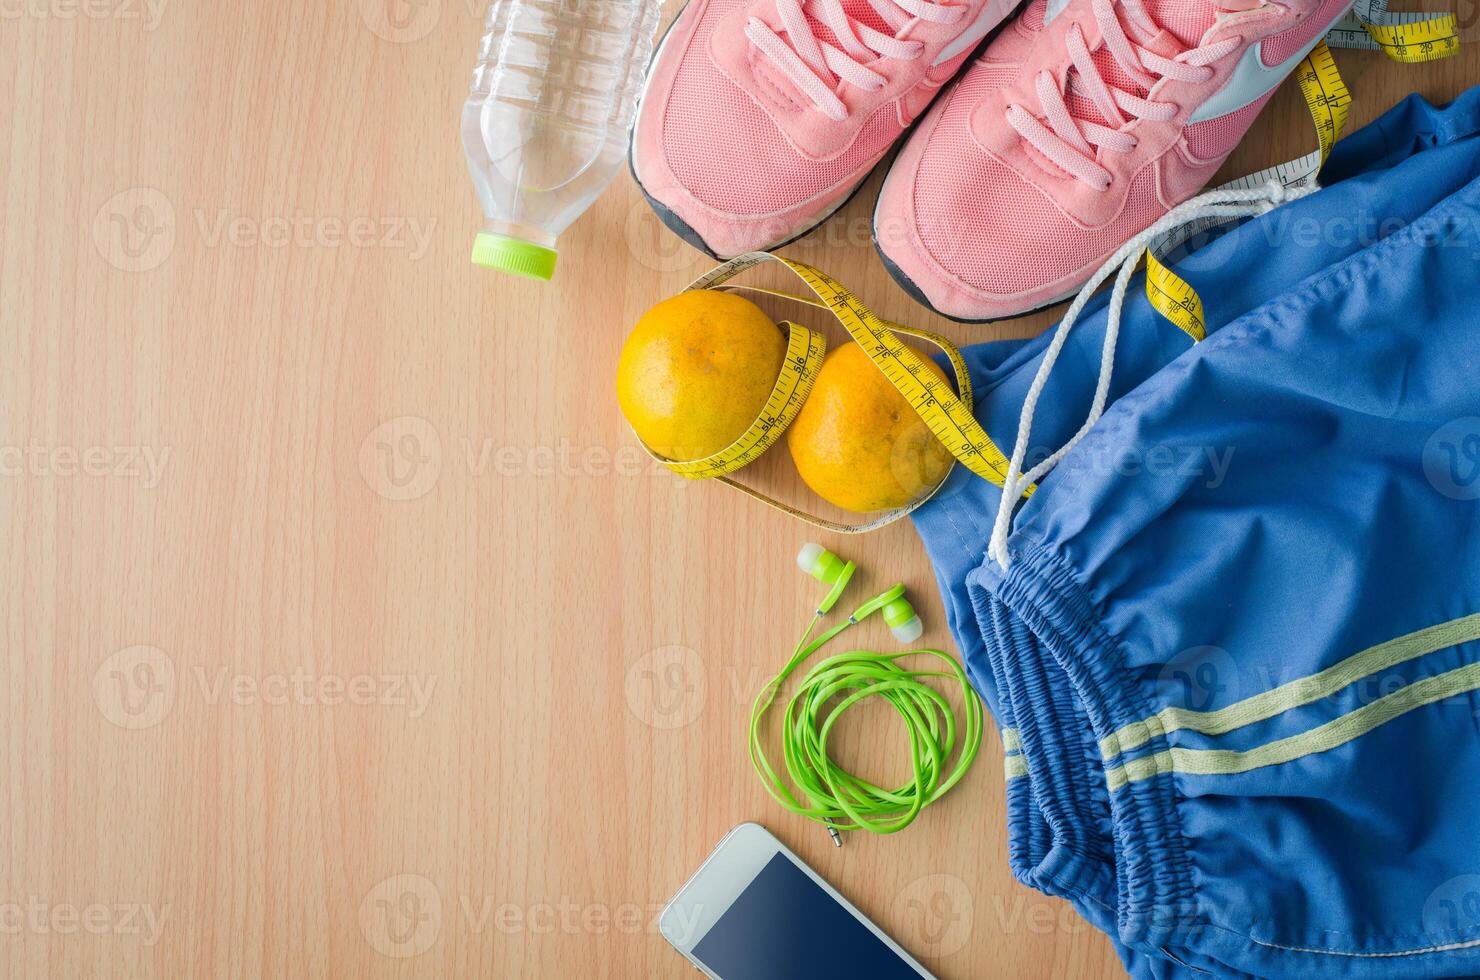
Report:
632,0,1022,256
660,3,908,216
875,0,1356,319
907,38,1165,295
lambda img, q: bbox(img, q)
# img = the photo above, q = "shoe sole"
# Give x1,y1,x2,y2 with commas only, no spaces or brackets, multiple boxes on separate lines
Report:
872,231,1079,323
626,1,1013,262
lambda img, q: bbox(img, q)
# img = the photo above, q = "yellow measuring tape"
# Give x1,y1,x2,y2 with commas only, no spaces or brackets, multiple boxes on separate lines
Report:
1297,40,1352,164
1326,0,1460,63
632,253,1028,533
659,320,826,480
1144,41,1351,341
1360,16,1460,62
639,36,1393,527
1145,252,1208,342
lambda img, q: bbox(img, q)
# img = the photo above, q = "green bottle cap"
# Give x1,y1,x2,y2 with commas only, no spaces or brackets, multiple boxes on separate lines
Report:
471,232,557,280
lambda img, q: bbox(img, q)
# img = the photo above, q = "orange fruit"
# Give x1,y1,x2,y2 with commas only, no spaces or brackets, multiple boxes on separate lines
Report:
616,291,785,462
787,342,952,513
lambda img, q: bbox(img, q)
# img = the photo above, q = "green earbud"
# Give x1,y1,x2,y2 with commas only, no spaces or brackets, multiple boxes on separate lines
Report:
847,583,923,643
797,547,926,644
796,543,856,614
755,554,974,842
882,595,923,644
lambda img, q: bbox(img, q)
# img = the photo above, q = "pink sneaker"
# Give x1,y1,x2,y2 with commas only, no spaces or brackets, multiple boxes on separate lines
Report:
874,0,1354,320
631,0,1027,258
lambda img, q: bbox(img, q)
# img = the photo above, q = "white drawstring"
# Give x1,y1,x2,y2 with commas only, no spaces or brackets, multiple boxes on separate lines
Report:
987,180,1316,569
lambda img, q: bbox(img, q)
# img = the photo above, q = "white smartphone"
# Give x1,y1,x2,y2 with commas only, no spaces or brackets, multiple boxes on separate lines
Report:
659,822,937,980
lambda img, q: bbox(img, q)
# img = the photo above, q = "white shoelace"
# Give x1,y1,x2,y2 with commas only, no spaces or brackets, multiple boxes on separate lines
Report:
747,0,965,121
987,180,1316,569
1007,0,1240,188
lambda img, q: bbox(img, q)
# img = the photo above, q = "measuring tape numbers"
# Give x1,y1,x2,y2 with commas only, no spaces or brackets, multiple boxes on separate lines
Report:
1326,0,1460,63
659,319,826,481
1145,41,1352,340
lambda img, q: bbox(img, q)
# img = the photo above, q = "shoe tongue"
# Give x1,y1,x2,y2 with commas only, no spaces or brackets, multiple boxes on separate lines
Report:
1064,48,1146,128
805,0,900,53
1061,0,1213,129
1138,0,1216,48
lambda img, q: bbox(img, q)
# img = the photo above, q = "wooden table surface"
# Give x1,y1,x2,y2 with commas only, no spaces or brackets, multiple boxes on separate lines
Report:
2,2,1475,976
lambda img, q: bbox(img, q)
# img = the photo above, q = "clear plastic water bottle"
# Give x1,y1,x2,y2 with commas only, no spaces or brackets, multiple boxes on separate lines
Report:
464,0,660,280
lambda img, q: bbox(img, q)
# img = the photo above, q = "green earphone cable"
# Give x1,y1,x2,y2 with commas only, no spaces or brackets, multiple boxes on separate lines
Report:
749,595,984,838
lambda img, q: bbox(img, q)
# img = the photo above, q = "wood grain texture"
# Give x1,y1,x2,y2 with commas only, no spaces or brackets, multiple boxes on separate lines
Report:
1,1,1476,976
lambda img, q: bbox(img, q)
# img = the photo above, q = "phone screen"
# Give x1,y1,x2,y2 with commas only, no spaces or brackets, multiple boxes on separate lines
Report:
690,852,926,979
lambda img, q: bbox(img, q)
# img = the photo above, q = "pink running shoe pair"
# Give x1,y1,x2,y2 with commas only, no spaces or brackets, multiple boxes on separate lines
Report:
631,0,1354,320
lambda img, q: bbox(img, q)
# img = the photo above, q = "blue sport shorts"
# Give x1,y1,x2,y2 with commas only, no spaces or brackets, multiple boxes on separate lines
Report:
911,87,1480,978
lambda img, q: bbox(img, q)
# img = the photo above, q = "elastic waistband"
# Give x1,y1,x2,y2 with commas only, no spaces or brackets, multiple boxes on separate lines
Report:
968,537,1198,951
975,583,1110,894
